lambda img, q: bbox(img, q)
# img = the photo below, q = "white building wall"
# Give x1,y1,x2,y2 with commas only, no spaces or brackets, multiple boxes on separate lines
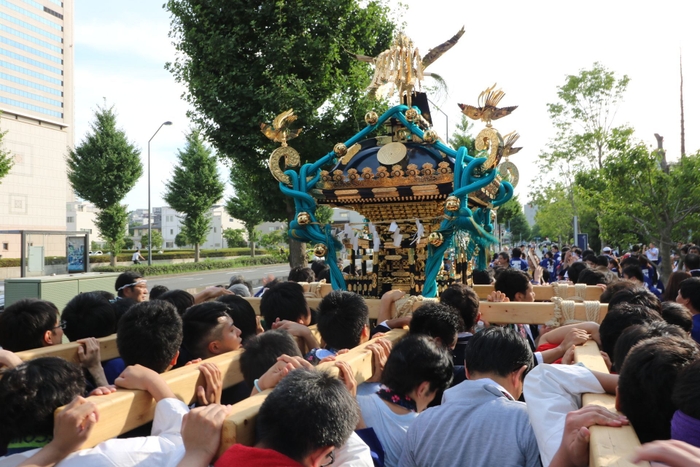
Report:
66,201,103,244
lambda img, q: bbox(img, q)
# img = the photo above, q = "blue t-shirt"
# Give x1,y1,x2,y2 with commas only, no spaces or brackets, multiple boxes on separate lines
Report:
510,258,529,271
692,314,700,345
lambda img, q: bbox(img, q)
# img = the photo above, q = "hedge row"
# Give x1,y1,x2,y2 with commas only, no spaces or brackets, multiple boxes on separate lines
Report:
91,255,281,276
0,248,268,268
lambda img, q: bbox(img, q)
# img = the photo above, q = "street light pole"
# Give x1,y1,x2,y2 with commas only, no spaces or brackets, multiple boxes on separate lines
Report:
427,98,449,143
148,121,172,266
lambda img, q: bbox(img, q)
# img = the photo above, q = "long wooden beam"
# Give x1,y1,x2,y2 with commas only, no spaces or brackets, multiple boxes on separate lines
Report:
217,328,408,457
574,341,647,467
16,334,119,363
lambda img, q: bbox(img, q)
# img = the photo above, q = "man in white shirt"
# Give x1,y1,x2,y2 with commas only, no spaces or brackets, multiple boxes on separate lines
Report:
646,242,660,265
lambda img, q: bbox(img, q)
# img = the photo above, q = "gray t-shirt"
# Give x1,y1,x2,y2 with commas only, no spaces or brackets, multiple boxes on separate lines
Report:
398,378,542,467
358,393,418,467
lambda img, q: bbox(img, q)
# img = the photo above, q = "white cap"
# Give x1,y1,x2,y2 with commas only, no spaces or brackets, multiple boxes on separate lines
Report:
602,247,611,252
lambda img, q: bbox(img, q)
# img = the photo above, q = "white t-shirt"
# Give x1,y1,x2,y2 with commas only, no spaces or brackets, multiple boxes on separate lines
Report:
132,251,141,261
646,247,659,261
358,393,418,467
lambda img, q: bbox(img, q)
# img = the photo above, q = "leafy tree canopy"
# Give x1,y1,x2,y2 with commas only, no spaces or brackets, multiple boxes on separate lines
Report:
0,125,12,183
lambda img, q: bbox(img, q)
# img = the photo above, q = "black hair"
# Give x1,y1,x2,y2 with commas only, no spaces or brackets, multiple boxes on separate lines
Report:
583,249,595,258
317,291,368,350
117,300,183,373
0,299,60,352
679,277,700,311
552,245,560,251
608,286,662,313
464,326,533,378
583,254,598,264
471,269,493,285
494,268,530,301
512,247,523,259
257,369,358,463
622,265,644,283
599,280,636,303
596,255,610,267
672,359,700,420
149,285,170,300
288,266,315,283
684,254,700,271
62,292,117,341
382,334,453,396
216,295,258,343
577,268,607,286
182,302,235,359
567,262,588,284
0,357,84,446
440,283,480,331
316,267,331,283
310,260,327,280
661,301,693,333
94,290,115,301
599,302,663,364
498,252,509,262
618,335,699,443
111,297,137,324
157,289,195,317
115,271,144,298
620,256,641,269
409,302,460,348
612,321,687,373
260,281,309,330
239,330,302,387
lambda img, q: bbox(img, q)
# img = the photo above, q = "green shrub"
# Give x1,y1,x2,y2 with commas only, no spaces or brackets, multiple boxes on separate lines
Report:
0,258,21,267
91,255,280,276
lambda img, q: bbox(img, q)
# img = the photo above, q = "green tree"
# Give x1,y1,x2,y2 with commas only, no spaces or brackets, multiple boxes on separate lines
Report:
225,171,266,257
174,232,189,248
141,230,164,251
165,0,395,267
67,105,142,266
259,229,287,250
315,205,334,226
449,115,476,155
164,129,224,262
0,126,12,183
222,228,247,248
123,237,135,250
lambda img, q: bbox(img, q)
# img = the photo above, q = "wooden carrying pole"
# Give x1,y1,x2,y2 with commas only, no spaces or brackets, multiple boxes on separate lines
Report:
16,334,119,363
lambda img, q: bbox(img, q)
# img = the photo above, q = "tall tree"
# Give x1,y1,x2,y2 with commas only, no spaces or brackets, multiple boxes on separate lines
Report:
225,166,266,257
449,115,476,155
67,105,142,266
165,0,395,267
141,230,163,251
0,126,12,183
163,129,224,262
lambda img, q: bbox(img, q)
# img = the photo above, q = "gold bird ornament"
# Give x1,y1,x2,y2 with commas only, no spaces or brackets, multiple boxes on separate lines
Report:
500,131,522,158
260,109,302,147
458,84,518,127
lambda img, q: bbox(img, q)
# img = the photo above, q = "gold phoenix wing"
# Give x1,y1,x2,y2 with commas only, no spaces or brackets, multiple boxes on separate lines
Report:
260,109,302,147
458,84,518,126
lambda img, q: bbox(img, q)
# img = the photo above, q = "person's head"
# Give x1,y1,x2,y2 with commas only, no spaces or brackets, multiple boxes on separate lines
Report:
567,261,588,284
672,359,700,422
684,254,700,271
228,274,246,287
288,266,315,283
577,268,607,286
149,285,169,300
409,302,460,349
227,283,251,297
599,280,635,303
552,245,559,253
0,357,84,446
260,281,310,329
602,246,612,255
156,289,195,317
115,272,148,301
381,335,453,411
111,297,138,324
512,247,523,259
664,271,692,302
0,299,62,351
495,269,534,302
310,260,327,280
239,330,302,388
117,300,183,373
621,255,641,269
583,254,598,268
612,321,688,373
617,335,700,443
599,302,663,363
182,302,242,360
596,255,610,268
495,251,510,267
440,283,480,332
678,278,700,314
464,326,533,399
255,369,358,465
471,269,493,285
690,246,700,255
661,302,693,333
216,295,258,343
622,265,645,284
608,286,662,313
631,244,641,253
317,291,369,350
61,292,117,341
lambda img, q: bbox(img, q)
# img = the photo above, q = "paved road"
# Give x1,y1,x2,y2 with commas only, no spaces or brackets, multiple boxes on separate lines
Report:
146,263,291,293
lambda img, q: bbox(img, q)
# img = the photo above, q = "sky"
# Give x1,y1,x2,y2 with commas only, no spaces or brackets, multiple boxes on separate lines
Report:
74,0,700,212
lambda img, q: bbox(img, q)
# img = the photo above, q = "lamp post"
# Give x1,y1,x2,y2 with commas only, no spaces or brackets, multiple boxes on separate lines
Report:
148,121,172,266
427,98,449,143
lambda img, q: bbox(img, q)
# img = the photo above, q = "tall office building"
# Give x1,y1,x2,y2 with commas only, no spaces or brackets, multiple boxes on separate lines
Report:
0,0,73,258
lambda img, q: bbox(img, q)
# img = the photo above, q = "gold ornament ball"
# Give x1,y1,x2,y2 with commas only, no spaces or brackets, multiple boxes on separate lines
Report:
333,143,348,157
428,232,444,247
314,244,328,257
445,196,460,212
297,212,311,225
365,111,379,125
422,130,438,144
405,108,419,122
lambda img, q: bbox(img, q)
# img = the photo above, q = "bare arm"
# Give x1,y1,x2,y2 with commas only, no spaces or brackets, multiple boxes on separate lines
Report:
539,322,600,346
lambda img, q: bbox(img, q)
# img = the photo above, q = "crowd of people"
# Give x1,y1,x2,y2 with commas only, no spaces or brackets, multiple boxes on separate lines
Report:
0,247,700,466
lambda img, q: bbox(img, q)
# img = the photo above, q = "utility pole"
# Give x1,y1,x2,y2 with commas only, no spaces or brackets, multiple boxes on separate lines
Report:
680,51,686,158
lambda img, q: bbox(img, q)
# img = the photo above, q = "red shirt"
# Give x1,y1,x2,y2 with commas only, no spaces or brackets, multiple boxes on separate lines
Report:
536,342,563,364
215,444,305,467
